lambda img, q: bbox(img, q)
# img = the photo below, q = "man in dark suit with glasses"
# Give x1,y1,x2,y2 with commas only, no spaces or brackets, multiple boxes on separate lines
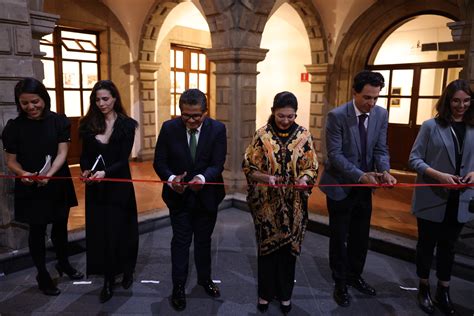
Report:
154,89,227,311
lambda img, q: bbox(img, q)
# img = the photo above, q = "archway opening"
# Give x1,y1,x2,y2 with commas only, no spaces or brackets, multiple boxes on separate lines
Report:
256,3,311,129
367,14,462,170
154,2,212,133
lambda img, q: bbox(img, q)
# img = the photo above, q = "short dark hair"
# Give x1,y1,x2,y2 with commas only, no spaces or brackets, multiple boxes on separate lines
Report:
435,79,473,126
14,77,51,117
80,80,128,135
352,70,385,93
179,89,207,112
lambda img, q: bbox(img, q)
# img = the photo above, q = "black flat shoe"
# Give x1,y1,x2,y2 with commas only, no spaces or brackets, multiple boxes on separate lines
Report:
347,277,376,296
100,277,114,303
333,284,350,307
55,263,84,280
434,284,455,315
122,272,133,289
198,279,221,298
417,282,434,314
36,273,60,296
280,302,292,315
171,284,186,311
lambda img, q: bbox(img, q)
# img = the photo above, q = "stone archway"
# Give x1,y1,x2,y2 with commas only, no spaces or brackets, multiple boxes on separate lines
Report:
331,0,460,107
137,0,181,159
286,0,329,158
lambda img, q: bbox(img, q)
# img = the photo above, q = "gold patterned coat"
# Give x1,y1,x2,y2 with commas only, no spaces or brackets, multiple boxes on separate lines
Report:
242,124,318,256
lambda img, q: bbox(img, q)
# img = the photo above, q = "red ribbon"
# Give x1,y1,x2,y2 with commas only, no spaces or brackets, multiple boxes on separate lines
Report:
0,174,473,188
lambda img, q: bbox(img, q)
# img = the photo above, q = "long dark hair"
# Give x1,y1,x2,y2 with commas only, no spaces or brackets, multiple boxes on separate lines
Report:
435,79,474,127
267,91,298,124
14,77,51,118
79,80,129,135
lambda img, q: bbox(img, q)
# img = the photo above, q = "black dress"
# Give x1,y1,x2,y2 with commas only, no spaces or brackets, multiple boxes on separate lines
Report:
80,116,138,277
1,113,77,224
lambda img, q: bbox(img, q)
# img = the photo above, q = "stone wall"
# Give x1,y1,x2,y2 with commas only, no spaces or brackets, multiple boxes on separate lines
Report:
0,0,57,251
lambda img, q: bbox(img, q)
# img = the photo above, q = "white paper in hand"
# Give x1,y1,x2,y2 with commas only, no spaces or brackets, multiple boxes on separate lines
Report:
38,155,52,176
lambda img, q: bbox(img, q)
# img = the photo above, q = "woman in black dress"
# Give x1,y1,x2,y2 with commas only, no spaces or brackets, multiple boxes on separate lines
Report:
79,80,139,303
2,78,82,296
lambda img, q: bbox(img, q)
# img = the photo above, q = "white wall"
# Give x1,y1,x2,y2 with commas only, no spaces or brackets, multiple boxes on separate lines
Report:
257,3,311,129
156,2,210,49
374,15,455,65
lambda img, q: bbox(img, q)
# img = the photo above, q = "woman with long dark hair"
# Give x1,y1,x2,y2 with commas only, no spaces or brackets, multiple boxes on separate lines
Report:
2,77,82,296
409,79,474,315
79,80,139,303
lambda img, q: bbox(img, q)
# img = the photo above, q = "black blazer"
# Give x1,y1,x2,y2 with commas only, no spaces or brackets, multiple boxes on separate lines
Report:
153,117,227,211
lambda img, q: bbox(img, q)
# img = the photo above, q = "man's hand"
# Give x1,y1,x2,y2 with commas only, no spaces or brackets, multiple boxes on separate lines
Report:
171,171,187,194
359,172,382,185
189,176,204,192
435,172,461,185
379,171,397,186
461,172,474,184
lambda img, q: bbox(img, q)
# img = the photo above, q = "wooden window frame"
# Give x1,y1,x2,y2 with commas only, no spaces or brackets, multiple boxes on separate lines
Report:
170,44,210,117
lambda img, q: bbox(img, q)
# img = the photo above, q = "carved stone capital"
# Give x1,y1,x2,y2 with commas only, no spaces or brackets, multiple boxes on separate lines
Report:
205,47,268,64
29,10,59,39
448,21,471,43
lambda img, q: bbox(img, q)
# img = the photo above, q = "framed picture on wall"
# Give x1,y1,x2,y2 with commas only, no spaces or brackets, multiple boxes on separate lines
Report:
390,87,401,107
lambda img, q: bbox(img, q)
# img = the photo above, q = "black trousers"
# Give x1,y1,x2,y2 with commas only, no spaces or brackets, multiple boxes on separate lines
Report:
29,219,69,274
416,217,464,281
169,206,217,285
258,244,296,301
328,188,372,284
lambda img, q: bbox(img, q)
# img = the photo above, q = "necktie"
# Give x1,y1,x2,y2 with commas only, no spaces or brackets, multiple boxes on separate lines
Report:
358,114,368,172
189,129,197,162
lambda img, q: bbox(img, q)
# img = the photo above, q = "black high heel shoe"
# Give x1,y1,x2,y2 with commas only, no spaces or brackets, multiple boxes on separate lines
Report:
280,302,292,315
55,263,84,280
36,273,60,296
257,302,269,313
100,277,114,303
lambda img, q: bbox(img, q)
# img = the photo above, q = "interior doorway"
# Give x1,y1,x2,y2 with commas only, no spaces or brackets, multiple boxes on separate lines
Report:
367,15,463,170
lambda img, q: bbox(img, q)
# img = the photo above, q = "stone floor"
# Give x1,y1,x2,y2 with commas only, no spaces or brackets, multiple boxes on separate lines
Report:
1,208,473,315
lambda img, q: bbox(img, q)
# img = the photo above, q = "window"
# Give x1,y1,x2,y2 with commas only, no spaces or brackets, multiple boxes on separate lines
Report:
40,27,100,118
170,45,209,116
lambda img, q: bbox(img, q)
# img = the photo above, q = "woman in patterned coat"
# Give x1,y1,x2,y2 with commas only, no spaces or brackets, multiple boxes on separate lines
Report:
242,91,318,314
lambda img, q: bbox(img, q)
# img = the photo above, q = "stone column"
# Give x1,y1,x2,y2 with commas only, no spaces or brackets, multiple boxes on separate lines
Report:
448,0,474,86
137,61,160,160
305,63,331,161
205,47,268,193
0,0,57,251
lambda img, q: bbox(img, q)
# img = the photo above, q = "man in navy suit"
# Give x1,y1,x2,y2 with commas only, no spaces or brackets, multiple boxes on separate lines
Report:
153,89,227,311
319,71,397,307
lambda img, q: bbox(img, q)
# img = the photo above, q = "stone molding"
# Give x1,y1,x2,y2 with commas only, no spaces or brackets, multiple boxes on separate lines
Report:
29,10,58,39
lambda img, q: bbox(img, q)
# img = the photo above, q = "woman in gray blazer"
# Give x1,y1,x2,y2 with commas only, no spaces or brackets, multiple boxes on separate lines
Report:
409,79,474,315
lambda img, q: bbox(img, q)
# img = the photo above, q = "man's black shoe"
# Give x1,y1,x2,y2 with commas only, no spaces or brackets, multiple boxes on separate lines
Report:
198,279,221,298
171,284,186,311
347,277,376,296
333,284,351,307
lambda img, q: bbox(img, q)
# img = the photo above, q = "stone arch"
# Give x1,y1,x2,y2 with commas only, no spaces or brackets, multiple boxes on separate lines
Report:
136,0,182,159
285,0,329,156
331,0,460,107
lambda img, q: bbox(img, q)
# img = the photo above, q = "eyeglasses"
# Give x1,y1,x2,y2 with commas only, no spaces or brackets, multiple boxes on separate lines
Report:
181,113,204,121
